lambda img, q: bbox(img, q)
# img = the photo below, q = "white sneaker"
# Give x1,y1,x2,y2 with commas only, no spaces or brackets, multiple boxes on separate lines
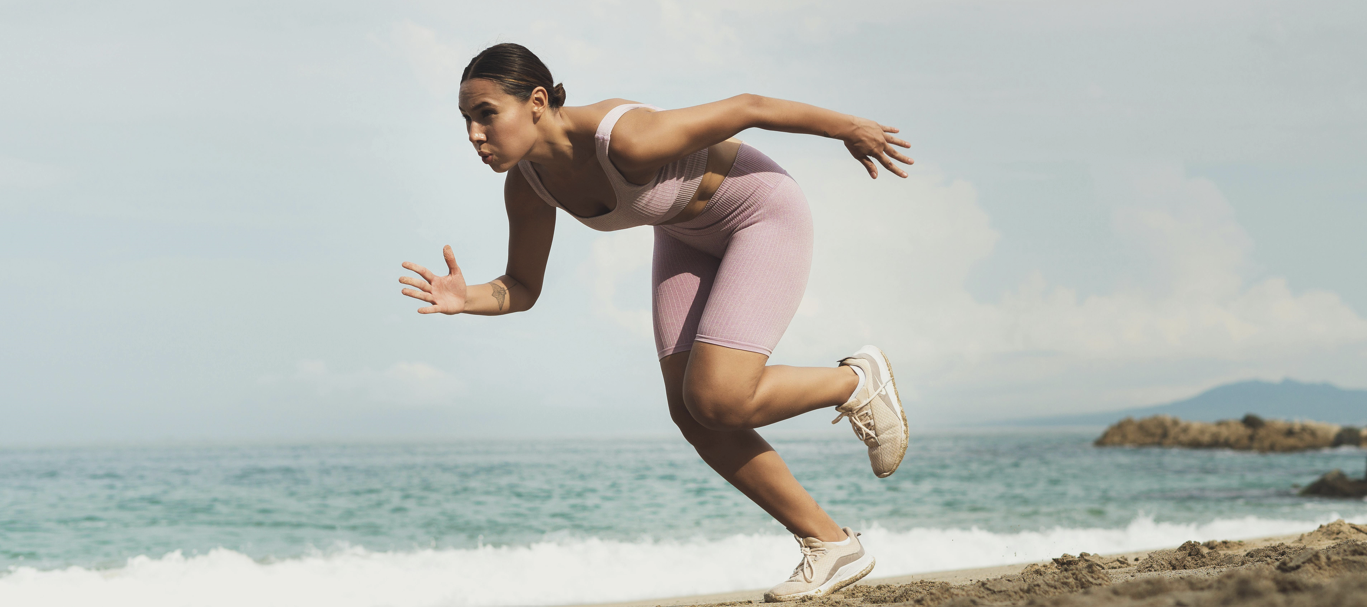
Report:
764,528,876,602
832,345,908,478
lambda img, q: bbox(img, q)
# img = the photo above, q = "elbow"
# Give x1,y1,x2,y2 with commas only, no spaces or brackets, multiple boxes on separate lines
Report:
517,289,542,313
737,93,767,127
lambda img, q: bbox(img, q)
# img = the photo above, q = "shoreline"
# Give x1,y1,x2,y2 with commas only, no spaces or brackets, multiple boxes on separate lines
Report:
575,531,1310,607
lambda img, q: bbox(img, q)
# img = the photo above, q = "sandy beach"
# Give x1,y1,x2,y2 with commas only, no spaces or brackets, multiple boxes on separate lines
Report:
586,520,1367,607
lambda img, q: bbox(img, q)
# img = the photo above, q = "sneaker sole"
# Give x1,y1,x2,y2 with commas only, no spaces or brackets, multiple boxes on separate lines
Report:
858,345,908,478
764,553,877,602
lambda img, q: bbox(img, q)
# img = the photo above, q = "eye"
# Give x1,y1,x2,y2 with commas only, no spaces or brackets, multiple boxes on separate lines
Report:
481,110,495,118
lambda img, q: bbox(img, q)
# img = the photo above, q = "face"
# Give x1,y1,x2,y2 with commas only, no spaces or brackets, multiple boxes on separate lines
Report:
458,78,545,173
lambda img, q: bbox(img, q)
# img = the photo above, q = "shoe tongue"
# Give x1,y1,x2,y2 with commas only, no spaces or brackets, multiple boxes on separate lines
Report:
801,537,825,549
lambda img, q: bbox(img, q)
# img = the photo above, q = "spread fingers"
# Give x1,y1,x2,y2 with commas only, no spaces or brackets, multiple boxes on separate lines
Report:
886,148,915,166
402,288,435,303
876,153,908,178
859,156,878,178
402,261,437,283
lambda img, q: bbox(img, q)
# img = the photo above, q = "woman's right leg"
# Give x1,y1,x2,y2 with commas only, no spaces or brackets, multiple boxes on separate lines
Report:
653,227,844,542
660,350,846,543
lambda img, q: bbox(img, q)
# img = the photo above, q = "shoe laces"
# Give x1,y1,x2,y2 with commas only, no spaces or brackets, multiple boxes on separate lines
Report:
789,538,826,583
831,376,893,446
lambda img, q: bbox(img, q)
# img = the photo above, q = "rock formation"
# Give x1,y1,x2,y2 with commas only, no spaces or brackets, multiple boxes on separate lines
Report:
1300,469,1367,498
1094,414,1365,453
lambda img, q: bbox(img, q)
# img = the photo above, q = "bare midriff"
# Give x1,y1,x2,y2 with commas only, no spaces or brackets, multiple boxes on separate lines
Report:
659,138,742,226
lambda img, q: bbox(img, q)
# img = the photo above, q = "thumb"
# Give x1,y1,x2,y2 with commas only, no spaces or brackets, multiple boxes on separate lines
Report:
443,245,461,276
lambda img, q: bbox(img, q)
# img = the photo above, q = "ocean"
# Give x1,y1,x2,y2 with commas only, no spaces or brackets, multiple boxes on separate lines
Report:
3,428,1366,606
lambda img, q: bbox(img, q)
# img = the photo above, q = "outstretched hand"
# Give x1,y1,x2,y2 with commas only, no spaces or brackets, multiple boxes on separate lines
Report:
843,117,913,179
400,245,467,315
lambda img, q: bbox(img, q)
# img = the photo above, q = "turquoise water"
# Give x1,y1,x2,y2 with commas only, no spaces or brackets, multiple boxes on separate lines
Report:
4,429,1367,605
4,429,1365,570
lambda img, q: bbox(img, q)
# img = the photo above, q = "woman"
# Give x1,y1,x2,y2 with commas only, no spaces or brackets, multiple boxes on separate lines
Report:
399,43,914,601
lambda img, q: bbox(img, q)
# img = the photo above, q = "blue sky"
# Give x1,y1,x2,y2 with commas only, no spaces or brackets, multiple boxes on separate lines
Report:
2,0,1365,443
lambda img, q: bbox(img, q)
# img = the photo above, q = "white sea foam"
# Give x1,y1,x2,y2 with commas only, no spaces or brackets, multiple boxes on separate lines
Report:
3,514,1363,607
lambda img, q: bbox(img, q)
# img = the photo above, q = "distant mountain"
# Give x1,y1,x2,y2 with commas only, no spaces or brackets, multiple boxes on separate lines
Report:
1015,379,1367,427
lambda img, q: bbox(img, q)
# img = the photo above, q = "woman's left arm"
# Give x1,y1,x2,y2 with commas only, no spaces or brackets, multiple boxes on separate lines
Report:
611,94,913,179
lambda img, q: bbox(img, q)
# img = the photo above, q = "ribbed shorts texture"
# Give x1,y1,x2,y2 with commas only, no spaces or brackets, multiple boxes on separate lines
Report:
651,144,814,359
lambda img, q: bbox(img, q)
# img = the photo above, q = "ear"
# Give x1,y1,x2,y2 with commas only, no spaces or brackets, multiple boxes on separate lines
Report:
529,86,549,121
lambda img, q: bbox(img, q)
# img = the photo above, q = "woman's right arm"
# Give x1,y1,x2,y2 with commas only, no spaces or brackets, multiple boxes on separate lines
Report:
399,166,555,316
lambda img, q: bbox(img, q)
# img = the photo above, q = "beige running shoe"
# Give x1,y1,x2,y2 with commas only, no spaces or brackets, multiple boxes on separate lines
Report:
764,527,876,602
832,345,908,478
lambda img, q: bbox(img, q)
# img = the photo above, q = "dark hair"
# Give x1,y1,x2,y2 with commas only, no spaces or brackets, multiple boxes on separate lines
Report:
461,43,566,109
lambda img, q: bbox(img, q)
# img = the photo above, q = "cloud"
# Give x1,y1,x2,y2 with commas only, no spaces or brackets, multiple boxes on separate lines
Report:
386,21,471,98
655,1,745,65
580,228,655,339
773,160,1367,415
285,359,467,407
575,159,1366,417
527,20,606,68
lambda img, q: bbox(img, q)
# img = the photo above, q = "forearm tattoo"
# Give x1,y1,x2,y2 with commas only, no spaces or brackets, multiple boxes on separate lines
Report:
491,277,519,311
491,282,508,311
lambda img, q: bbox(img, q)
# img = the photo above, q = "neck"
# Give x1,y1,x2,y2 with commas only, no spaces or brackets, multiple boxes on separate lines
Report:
521,108,582,169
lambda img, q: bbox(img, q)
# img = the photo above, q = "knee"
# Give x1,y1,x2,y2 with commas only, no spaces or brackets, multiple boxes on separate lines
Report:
668,404,737,459
680,384,754,432
669,405,716,450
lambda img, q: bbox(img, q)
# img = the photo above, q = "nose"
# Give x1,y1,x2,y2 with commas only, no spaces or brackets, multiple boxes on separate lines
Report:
468,125,486,146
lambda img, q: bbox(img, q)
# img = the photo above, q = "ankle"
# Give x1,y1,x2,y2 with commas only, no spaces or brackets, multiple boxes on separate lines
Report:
824,530,852,545
844,366,866,402
814,526,848,544
789,523,847,543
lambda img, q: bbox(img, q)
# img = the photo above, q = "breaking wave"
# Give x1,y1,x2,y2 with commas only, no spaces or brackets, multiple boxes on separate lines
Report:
2,514,1358,607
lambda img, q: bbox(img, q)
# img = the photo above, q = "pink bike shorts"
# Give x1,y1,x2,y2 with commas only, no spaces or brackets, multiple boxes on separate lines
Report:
652,144,813,359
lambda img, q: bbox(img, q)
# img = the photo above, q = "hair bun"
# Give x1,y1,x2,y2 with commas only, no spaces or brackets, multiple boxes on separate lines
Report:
551,83,567,108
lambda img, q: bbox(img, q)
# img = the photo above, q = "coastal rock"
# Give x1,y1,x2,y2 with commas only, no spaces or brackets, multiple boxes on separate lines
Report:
1094,414,1351,452
1299,470,1367,498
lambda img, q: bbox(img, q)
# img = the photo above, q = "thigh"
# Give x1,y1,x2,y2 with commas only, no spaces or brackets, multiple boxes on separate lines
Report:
693,177,814,357
652,227,721,359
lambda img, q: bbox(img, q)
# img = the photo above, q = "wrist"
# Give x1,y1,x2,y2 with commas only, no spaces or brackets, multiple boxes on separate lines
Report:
828,115,859,140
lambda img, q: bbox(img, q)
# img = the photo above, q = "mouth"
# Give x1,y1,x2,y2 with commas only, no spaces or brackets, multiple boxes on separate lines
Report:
478,151,493,165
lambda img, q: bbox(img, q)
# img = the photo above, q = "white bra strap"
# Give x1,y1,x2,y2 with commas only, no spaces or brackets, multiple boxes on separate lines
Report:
516,161,563,210
594,104,661,188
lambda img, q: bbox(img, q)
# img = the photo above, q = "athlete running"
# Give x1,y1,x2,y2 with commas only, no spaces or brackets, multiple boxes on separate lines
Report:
398,43,914,601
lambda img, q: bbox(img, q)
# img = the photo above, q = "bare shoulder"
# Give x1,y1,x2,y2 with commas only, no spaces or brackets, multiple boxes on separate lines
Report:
583,98,643,110
503,164,547,217
560,98,646,125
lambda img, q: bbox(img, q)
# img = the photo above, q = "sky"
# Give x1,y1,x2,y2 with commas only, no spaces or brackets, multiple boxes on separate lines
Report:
2,0,1365,443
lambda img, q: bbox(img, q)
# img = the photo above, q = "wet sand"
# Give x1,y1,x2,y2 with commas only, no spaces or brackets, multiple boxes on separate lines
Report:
583,520,1367,607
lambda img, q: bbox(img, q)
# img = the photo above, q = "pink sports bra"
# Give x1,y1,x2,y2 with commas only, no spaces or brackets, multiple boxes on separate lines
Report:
517,104,707,232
